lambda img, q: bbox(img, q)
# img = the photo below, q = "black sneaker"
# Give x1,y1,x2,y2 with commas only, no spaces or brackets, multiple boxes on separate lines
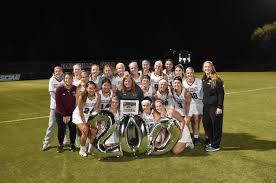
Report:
203,138,210,147
193,138,199,145
70,145,76,152
57,145,63,153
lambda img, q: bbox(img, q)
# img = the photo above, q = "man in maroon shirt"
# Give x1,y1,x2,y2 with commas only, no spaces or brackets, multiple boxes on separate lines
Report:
55,72,77,153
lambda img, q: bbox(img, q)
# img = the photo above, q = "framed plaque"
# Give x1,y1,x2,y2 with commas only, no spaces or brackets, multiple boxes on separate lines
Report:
120,100,139,115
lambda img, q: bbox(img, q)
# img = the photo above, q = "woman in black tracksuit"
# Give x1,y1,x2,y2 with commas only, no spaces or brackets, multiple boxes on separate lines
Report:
202,61,224,152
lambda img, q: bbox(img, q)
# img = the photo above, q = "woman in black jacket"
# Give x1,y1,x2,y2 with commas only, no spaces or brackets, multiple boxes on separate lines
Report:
116,74,144,113
202,61,224,152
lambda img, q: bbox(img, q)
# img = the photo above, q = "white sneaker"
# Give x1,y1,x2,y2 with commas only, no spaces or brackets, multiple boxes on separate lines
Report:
42,143,50,151
187,141,194,149
205,146,220,152
79,149,87,157
63,139,69,145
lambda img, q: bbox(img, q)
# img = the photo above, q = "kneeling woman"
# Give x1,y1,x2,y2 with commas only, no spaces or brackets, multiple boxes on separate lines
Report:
72,81,101,157
141,99,163,147
104,96,120,146
153,99,194,155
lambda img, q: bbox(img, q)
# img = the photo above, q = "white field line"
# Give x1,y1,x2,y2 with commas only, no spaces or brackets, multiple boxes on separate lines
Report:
0,116,48,124
1,86,276,124
225,86,276,95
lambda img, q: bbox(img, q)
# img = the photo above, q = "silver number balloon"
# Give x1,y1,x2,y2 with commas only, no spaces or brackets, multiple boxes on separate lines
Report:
118,114,149,155
147,117,181,155
87,110,122,158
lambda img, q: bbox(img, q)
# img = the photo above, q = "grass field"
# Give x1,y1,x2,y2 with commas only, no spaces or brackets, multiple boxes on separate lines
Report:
0,72,276,183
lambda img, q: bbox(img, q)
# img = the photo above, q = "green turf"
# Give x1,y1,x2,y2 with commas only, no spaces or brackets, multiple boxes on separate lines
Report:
0,72,276,183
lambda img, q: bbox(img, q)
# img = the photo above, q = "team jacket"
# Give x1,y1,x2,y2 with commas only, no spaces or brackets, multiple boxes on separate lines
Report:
202,76,224,109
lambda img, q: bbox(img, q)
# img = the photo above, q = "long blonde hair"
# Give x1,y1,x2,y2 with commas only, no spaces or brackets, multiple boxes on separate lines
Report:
202,61,224,88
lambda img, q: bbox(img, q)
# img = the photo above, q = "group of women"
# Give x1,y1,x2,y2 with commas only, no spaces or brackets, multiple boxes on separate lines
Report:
42,59,224,157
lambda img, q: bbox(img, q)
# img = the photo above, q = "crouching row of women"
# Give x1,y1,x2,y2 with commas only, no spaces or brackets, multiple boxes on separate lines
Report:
55,72,193,157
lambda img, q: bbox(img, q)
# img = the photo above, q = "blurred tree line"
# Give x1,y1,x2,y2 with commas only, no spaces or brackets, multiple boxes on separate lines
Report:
251,21,276,62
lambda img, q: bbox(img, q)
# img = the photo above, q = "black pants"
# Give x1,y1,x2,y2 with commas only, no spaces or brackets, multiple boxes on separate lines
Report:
55,112,76,146
202,105,223,148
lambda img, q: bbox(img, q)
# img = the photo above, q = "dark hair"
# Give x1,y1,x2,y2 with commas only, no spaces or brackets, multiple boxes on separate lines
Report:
82,81,97,103
141,75,150,81
63,72,73,79
86,81,97,88
101,78,111,86
165,59,174,64
143,96,152,103
173,76,183,83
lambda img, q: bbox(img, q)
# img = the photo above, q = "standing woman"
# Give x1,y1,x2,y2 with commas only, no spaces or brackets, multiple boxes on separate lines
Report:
75,70,90,147
105,96,121,146
112,62,129,92
98,64,114,89
183,67,203,144
76,70,90,104
174,64,186,82
202,61,224,152
55,72,77,153
163,59,175,87
129,61,141,86
171,76,191,121
153,79,175,111
116,75,144,113
139,59,151,77
72,64,82,86
72,81,101,157
140,75,156,101
99,78,114,109
89,64,101,87
150,60,168,90
42,66,65,150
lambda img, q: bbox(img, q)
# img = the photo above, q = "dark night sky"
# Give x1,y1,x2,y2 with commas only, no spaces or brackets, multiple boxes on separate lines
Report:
1,1,276,62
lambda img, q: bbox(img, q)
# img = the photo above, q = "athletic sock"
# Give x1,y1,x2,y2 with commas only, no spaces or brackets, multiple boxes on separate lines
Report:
80,145,86,152
88,143,93,153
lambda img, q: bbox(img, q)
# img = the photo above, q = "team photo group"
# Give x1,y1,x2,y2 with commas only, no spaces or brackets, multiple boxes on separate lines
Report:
41,59,225,158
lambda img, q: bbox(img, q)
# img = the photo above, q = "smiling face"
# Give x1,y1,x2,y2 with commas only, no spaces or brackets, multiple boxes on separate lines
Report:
154,62,162,72
102,81,111,93
123,77,133,89
203,61,213,76
142,103,151,114
91,65,99,77
159,80,168,92
142,62,150,71
64,74,73,87
154,101,164,113
73,65,81,76
81,72,89,84
175,67,183,77
110,97,119,109
54,67,63,78
86,83,97,96
116,64,125,76
103,66,112,77
173,79,182,90
129,63,139,76
186,68,195,81
141,78,150,88
165,60,173,72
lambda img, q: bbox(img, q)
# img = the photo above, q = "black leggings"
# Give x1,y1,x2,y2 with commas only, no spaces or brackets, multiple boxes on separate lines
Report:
55,112,76,146
202,106,223,148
